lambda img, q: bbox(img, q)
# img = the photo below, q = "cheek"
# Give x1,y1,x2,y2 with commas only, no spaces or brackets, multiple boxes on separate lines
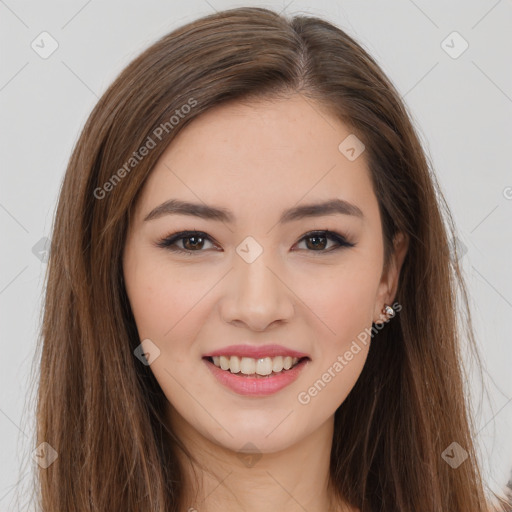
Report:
298,342,369,427
125,253,208,341
125,267,212,392
295,270,375,417
297,258,381,347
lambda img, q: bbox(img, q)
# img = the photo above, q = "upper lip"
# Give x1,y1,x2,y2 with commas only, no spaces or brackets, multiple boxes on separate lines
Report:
202,344,310,360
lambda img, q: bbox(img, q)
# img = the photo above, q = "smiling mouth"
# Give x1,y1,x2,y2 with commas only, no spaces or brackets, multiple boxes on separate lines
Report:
203,355,310,378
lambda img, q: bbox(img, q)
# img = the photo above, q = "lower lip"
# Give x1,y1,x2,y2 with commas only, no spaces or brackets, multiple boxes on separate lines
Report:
203,357,309,397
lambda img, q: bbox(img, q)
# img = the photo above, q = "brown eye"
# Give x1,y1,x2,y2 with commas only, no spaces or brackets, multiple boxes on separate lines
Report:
156,231,216,255
181,234,206,250
156,229,354,256
304,234,329,250
295,231,354,252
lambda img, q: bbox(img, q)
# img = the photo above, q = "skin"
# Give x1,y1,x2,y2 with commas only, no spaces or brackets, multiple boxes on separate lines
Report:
123,93,409,512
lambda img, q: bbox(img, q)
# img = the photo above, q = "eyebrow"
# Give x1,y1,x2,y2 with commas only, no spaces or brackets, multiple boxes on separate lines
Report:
143,198,364,224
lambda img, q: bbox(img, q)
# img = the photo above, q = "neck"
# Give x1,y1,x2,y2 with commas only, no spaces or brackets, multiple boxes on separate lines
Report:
166,406,353,512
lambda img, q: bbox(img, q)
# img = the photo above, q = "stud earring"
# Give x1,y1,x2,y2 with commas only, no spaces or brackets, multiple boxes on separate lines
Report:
382,304,395,319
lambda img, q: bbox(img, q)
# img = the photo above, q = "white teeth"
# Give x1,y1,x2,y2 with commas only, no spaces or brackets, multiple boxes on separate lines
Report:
240,357,256,375
229,355,240,374
209,355,301,375
256,357,273,376
272,356,283,373
220,355,230,371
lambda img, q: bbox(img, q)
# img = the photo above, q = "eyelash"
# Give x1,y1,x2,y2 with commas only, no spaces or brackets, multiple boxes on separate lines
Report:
155,230,355,256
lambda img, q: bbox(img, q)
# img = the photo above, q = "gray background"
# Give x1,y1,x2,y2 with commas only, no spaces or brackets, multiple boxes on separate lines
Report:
1,0,511,508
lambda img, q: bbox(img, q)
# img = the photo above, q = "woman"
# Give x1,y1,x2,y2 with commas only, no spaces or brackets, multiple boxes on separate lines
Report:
32,6,511,512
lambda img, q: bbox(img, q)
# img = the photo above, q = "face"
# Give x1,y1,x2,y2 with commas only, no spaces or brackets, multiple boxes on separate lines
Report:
122,93,404,455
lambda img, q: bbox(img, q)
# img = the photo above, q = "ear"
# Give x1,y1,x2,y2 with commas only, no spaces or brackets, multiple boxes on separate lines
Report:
373,231,409,323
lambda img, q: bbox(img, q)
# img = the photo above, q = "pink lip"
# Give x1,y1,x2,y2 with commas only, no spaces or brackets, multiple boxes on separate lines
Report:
202,344,309,359
203,357,310,397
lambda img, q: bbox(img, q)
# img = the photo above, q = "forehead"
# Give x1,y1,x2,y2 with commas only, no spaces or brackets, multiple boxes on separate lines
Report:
135,94,379,228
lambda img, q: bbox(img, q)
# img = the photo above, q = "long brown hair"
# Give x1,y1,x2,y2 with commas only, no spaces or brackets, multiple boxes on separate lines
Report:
25,6,511,511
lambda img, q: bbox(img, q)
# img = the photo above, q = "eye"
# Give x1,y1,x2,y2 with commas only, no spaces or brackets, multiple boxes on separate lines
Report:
293,230,355,253
156,229,354,256
155,230,217,255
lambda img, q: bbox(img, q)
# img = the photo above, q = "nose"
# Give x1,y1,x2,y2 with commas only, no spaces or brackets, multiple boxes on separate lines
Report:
220,251,295,332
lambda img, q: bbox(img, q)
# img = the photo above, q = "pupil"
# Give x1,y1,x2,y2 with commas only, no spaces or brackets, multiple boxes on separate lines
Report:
185,236,203,250
308,235,326,250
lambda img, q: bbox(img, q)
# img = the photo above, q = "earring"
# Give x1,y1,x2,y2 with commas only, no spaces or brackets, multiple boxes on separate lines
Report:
382,304,395,319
